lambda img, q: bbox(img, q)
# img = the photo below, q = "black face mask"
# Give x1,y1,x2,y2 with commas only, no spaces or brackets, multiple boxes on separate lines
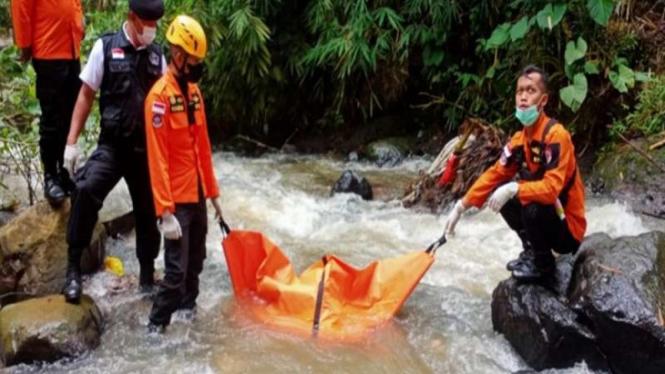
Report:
185,62,204,83
176,54,204,83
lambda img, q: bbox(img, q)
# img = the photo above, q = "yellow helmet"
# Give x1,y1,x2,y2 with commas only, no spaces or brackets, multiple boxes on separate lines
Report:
166,15,207,59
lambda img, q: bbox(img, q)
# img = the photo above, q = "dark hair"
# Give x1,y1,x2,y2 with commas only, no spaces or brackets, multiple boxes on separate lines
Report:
520,65,549,93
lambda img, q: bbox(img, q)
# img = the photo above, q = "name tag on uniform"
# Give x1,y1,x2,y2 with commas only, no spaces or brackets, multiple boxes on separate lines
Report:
112,48,125,59
169,95,185,113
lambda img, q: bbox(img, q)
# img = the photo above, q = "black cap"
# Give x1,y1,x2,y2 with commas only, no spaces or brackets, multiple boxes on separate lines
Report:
129,0,164,21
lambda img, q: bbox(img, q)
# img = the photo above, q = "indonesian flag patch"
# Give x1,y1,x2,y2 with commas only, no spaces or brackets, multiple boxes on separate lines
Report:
111,48,125,59
500,143,512,166
152,101,166,115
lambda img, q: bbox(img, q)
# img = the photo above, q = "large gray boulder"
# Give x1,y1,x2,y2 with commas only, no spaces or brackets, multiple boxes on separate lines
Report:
492,232,665,373
0,200,106,295
330,170,373,200
0,294,103,366
364,138,412,167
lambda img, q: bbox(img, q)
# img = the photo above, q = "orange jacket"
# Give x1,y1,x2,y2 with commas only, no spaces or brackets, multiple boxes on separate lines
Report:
464,115,586,242
144,70,220,217
11,0,84,60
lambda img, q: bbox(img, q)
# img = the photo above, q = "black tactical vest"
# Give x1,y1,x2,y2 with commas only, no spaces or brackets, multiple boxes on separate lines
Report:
98,29,163,147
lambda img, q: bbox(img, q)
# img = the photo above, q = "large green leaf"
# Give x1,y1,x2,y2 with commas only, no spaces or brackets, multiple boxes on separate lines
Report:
564,37,587,66
536,3,567,30
560,73,588,112
587,0,615,26
510,17,530,41
635,71,651,82
485,23,511,49
584,61,600,74
609,64,635,93
423,45,444,67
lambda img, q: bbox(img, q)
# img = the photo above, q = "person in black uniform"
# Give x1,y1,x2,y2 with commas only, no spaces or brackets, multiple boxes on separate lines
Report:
61,0,166,304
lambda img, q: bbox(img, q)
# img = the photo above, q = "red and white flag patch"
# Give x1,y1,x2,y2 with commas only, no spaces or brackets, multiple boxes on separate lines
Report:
111,48,125,59
152,101,166,115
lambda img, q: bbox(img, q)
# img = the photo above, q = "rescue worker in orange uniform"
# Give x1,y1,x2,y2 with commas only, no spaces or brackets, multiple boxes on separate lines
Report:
144,15,223,331
11,0,84,205
443,66,586,282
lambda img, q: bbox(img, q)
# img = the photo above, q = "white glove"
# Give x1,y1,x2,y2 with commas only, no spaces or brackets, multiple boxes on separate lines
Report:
211,197,223,222
488,182,519,213
63,144,81,175
444,200,468,236
158,211,182,240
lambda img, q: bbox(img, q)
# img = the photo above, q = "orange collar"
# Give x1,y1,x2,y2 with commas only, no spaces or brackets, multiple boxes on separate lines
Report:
524,113,551,141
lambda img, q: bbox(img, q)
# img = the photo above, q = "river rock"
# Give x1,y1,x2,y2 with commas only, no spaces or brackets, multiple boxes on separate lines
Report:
592,135,665,218
330,170,373,200
0,200,106,295
102,210,135,238
364,138,412,167
492,232,665,373
0,294,103,366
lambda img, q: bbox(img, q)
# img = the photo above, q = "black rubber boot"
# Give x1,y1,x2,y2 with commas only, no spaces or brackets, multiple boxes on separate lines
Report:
139,263,156,294
506,249,535,271
62,266,82,304
147,321,166,334
511,259,555,282
59,168,77,196
44,173,66,206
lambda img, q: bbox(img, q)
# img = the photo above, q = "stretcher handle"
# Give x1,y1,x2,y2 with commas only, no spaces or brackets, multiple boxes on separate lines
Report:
426,234,447,255
219,219,231,237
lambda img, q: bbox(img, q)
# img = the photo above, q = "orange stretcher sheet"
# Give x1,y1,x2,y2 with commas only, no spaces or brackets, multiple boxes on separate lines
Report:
222,230,434,340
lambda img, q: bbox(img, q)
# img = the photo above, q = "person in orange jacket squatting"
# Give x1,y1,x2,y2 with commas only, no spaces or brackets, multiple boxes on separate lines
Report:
11,0,84,205
144,15,223,332
443,65,586,282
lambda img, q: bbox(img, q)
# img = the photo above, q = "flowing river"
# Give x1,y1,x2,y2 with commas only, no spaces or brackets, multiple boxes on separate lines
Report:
5,152,662,374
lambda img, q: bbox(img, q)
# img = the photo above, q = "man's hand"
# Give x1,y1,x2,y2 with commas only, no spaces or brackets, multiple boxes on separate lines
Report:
18,47,32,63
488,182,518,213
158,212,182,240
211,197,223,222
63,144,81,176
444,200,468,236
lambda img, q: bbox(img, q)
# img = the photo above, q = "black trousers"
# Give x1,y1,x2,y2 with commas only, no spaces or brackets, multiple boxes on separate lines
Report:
500,197,580,269
32,59,81,176
67,144,160,272
150,197,208,326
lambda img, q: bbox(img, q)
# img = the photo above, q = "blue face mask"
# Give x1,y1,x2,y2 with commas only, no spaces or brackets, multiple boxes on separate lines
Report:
515,105,540,126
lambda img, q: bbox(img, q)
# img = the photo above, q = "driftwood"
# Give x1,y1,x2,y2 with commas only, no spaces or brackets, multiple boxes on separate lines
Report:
403,119,506,213
650,137,665,151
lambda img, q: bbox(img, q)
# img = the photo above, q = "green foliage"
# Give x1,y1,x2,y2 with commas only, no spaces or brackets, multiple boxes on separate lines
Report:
0,0,10,34
0,47,41,204
560,73,588,112
614,75,665,138
587,0,615,26
2,0,659,150
536,3,567,31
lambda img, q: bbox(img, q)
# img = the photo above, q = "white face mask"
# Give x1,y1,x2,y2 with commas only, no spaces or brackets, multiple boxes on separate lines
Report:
137,26,156,46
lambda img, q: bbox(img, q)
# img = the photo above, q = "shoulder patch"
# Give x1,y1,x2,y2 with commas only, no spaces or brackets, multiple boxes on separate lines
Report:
500,143,512,166
152,101,166,115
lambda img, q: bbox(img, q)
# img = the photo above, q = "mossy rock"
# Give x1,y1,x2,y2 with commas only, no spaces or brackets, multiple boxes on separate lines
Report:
593,136,665,192
0,294,103,366
0,200,105,295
